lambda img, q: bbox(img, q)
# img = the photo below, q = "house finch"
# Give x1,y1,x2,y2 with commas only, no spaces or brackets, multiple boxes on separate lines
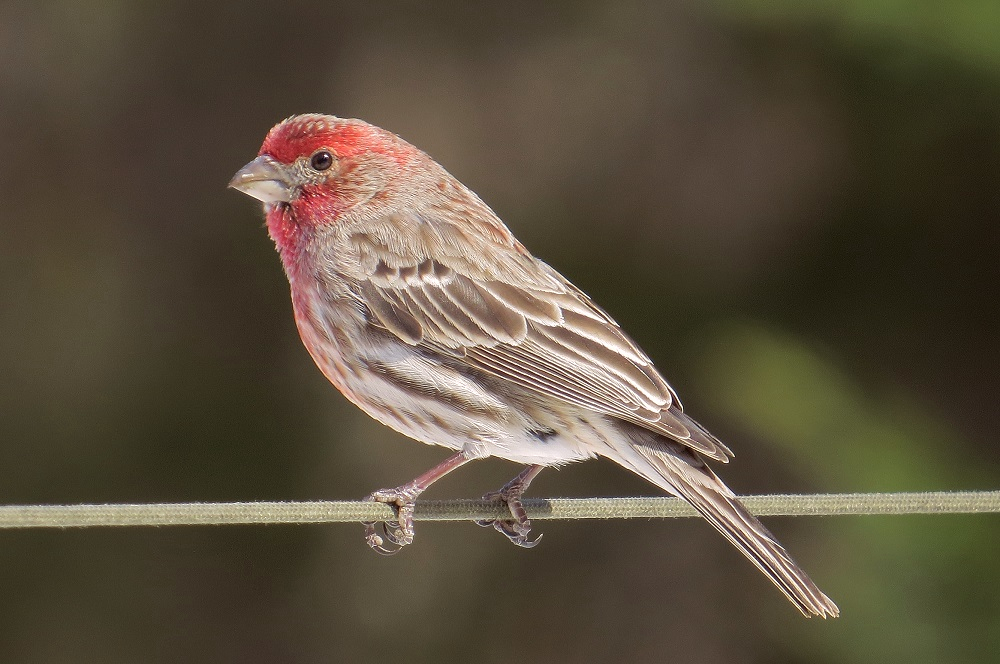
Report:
229,114,838,617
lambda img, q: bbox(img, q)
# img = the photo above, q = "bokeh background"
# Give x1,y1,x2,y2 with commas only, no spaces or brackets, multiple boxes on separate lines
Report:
2,1,998,662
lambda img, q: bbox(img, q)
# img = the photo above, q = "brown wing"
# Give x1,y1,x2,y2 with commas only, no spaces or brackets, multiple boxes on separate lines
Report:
344,214,732,462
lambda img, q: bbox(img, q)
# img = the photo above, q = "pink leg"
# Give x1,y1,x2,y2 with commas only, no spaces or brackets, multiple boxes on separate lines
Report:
364,451,473,555
478,464,545,548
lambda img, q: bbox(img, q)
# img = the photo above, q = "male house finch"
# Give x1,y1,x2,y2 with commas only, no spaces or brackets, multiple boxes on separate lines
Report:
230,114,838,617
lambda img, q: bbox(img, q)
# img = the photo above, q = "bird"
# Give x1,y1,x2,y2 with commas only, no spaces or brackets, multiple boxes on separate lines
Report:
229,114,838,617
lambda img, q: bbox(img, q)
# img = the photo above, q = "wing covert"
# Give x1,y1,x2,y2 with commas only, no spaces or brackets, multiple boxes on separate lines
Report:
350,234,731,461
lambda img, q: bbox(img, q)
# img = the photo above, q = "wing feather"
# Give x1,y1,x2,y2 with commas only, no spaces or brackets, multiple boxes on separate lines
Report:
446,275,528,344
349,231,731,461
477,281,562,324
359,282,423,344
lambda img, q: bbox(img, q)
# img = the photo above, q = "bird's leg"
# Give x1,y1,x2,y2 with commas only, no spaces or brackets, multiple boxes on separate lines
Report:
363,451,472,555
477,464,545,548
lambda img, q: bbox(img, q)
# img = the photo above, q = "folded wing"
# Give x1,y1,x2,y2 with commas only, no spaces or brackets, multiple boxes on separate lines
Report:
345,214,732,461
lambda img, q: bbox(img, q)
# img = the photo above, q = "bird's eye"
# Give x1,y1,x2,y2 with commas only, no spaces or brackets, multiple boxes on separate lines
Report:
310,150,333,171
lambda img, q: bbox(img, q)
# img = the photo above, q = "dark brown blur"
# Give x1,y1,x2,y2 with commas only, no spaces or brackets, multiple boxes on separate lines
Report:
1,2,998,662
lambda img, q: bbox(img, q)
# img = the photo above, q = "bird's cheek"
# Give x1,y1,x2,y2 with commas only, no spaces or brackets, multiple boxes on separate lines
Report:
292,186,344,225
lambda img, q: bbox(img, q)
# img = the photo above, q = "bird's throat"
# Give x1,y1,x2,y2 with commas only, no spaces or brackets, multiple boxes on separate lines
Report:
266,204,308,266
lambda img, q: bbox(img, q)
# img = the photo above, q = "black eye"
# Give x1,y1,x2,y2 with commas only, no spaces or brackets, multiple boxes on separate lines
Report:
310,150,333,171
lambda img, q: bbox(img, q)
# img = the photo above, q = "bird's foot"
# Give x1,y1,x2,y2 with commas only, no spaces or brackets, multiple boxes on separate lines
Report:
477,474,542,548
363,487,419,555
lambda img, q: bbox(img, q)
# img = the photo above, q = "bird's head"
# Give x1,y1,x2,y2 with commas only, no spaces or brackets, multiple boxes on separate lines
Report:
229,114,424,226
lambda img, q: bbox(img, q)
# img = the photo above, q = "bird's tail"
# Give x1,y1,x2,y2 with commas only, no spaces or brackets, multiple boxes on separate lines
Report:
606,422,839,618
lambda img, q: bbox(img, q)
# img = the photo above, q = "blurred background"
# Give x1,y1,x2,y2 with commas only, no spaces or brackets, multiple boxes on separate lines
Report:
1,1,998,661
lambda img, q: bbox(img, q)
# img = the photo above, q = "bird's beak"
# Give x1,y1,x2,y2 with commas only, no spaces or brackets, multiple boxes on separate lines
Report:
228,155,293,204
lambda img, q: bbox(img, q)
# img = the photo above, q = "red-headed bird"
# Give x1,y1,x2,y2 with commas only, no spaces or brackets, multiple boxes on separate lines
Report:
230,114,838,617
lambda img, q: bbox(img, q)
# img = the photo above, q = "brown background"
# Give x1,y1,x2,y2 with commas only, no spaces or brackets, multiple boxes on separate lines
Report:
1,2,998,662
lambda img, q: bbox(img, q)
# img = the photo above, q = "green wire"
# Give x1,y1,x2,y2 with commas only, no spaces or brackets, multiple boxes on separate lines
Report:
1,491,998,528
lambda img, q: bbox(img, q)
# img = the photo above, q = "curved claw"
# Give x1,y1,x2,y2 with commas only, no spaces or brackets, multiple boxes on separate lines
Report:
477,475,543,548
362,490,416,555
363,520,403,555
490,517,543,548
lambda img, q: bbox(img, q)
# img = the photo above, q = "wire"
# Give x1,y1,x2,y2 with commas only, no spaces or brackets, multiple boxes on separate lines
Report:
1,491,997,529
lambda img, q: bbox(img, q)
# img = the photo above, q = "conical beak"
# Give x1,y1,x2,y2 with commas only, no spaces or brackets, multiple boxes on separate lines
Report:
228,155,293,203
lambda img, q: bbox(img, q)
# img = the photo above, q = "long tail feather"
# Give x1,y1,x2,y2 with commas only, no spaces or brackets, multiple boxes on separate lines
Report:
608,423,839,618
